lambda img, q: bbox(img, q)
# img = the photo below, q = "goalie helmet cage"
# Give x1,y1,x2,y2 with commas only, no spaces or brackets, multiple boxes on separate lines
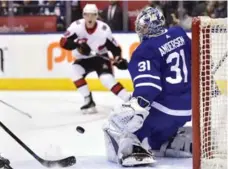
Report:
192,17,227,169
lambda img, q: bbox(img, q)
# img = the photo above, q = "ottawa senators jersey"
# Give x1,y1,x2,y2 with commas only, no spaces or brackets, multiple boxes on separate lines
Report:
63,19,121,59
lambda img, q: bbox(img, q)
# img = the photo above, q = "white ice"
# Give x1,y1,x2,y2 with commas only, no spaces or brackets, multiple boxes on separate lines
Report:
0,91,192,169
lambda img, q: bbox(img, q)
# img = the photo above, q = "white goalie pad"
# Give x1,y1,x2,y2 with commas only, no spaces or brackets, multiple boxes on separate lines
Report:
103,124,156,166
103,123,120,163
121,154,156,167
155,126,192,158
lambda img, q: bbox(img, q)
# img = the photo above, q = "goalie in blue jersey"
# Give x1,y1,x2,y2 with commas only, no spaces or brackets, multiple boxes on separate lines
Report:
103,6,192,166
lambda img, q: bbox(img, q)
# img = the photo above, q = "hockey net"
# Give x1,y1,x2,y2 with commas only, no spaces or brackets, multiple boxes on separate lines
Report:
192,17,227,169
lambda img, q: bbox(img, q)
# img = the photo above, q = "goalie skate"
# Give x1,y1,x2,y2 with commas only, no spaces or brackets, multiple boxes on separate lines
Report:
119,145,156,167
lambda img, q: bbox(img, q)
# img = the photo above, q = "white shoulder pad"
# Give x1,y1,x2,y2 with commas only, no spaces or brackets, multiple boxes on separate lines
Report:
64,19,84,38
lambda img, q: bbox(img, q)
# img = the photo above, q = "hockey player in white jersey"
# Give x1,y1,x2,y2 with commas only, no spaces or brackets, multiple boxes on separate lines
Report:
60,4,130,113
103,7,192,167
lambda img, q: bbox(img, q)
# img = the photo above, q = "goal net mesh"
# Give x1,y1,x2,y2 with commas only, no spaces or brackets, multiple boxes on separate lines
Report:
199,17,227,169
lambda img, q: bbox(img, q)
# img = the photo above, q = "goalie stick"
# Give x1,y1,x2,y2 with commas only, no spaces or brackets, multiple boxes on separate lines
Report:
0,122,76,168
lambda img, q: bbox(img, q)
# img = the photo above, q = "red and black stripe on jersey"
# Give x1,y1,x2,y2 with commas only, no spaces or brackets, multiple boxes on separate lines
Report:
111,82,124,95
74,78,87,88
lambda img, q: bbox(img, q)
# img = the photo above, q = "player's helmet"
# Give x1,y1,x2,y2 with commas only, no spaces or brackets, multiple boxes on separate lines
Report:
135,7,166,40
83,4,98,27
83,4,98,14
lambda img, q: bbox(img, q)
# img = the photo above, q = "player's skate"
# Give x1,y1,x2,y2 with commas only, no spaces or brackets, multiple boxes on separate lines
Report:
80,93,97,114
120,144,155,167
0,155,10,169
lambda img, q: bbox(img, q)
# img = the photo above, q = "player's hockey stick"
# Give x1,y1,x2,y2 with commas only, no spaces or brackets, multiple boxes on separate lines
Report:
0,122,76,168
90,51,114,61
212,52,227,75
89,51,128,70
0,100,32,119
210,52,227,97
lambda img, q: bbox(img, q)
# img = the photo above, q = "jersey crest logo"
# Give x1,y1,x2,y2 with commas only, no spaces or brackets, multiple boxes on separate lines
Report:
166,35,170,39
76,20,81,25
76,38,88,44
102,25,107,30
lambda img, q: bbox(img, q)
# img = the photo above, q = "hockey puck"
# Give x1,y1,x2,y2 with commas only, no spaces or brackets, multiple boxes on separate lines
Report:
76,126,85,134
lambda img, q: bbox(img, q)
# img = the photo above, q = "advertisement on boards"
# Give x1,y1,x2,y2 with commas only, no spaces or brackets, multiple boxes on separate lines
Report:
0,33,139,78
0,33,194,79
0,48,3,72
0,16,57,33
0,46,8,77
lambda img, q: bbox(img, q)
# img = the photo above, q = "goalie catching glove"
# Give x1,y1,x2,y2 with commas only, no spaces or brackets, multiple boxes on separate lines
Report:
109,97,150,133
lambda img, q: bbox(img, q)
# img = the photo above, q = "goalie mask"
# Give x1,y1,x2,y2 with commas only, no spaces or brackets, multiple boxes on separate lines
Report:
135,7,166,41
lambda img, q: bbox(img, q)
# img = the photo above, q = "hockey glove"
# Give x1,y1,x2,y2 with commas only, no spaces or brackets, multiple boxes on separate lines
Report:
0,156,10,169
77,42,91,56
113,56,128,70
109,97,150,133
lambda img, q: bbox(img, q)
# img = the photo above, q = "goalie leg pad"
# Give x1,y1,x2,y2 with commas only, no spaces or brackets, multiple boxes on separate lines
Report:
103,124,155,166
103,124,140,163
120,144,156,167
103,124,120,163
155,126,192,158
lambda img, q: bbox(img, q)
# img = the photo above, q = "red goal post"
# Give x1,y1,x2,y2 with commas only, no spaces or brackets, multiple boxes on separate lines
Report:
192,16,227,169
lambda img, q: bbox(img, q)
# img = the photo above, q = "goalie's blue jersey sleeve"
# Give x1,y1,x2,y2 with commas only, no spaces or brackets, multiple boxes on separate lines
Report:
129,26,191,116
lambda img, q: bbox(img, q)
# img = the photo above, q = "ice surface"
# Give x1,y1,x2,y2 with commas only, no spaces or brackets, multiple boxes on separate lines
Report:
0,91,192,169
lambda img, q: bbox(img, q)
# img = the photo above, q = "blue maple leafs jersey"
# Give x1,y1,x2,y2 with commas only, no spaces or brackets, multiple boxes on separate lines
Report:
129,26,191,116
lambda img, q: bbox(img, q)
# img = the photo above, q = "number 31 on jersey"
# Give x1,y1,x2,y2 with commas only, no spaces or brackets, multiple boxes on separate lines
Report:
137,49,188,84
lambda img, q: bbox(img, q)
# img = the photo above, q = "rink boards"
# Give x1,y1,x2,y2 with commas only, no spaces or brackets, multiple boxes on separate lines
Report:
0,33,227,94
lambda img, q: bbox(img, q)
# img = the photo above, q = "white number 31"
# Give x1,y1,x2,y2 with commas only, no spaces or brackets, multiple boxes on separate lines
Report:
138,60,151,72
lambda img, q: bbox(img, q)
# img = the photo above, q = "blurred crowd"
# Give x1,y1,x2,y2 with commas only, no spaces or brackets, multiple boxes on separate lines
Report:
148,1,227,30
0,0,82,31
0,0,227,32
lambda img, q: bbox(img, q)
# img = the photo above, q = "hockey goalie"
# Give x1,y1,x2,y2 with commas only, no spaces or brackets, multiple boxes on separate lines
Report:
103,7,192,166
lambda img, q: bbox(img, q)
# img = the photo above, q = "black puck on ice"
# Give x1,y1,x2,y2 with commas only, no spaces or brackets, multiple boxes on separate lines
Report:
76,126,85,134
